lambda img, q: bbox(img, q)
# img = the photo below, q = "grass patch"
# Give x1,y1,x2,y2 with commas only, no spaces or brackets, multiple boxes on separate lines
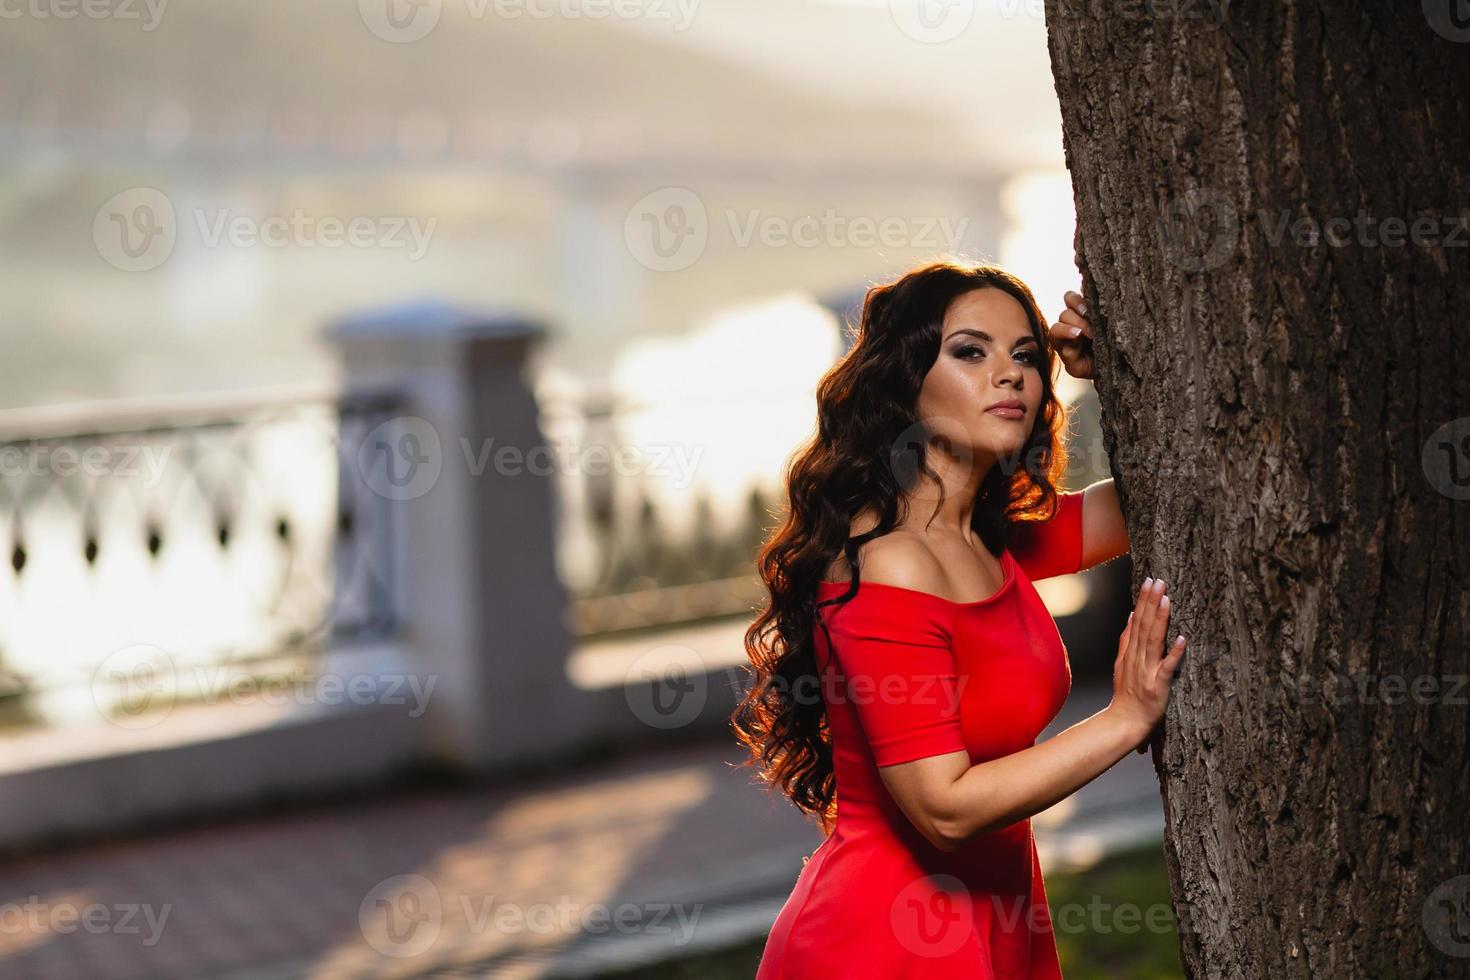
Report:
1046,842,1183,979
596,842,1181,979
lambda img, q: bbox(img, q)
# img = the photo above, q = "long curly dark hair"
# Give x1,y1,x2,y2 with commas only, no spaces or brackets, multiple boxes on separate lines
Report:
729,258,1074,834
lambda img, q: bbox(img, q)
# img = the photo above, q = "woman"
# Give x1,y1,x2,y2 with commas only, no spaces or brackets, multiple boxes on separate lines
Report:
732,259,1188,978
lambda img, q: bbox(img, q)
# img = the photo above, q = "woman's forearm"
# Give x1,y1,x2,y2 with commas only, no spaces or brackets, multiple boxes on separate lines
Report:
934,707,1145,847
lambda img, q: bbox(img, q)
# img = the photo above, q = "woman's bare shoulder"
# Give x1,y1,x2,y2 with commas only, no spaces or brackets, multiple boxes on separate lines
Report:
825,526,948,596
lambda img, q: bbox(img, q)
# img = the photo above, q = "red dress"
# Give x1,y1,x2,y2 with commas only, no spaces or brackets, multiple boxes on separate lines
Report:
755,490,1086,980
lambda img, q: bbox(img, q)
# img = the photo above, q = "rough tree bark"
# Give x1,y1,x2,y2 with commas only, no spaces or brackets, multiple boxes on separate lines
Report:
1044,5,1469,978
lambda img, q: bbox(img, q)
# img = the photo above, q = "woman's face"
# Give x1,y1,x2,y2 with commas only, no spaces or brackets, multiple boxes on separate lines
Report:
915,286,1045,467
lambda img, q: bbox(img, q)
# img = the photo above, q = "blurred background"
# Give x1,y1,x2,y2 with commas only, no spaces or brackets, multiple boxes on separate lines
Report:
0,1,1173,977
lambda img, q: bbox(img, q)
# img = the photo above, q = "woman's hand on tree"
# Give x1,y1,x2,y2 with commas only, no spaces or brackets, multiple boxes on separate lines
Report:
1106,576,1187,748
1048,290,1095,380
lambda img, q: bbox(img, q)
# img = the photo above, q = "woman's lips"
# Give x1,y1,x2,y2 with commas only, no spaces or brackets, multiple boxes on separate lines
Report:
985,406,1025,420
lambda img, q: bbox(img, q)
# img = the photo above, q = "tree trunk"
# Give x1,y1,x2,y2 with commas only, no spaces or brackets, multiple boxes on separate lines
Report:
1044,5,1469,978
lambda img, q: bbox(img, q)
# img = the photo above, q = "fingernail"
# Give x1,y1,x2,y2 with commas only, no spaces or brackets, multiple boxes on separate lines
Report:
1143,577,1153,588
1078,302,1088,315
1069,326,1082,338
1160,594,1170,609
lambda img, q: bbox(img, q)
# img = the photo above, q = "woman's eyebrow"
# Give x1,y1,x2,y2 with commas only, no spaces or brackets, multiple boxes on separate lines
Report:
947,328,1039,347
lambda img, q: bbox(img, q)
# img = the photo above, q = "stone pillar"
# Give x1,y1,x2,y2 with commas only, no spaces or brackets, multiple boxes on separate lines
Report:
325,301,593,774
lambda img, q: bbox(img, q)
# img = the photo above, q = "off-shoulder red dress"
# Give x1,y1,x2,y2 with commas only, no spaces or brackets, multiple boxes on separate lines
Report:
754,490,1086,980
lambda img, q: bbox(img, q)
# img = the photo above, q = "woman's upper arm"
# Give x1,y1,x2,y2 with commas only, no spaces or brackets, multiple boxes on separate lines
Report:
820,547,972,849
876,752,971,850
1006,487,1087,580
1078,478,1130,568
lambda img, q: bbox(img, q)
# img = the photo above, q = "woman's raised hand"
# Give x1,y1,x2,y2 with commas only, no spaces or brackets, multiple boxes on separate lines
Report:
1048,290,1095,380
1106,576,1187,748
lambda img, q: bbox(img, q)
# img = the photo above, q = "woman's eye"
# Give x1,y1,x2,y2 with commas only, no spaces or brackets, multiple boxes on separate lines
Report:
956,345,1039,365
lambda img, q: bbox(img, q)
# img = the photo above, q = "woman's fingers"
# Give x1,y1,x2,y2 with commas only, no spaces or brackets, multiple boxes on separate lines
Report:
1057,307,1092,339
1160,635,1188,679
1047,319,1086,350
1049,296,1097,380
1127,580,1154,664
1135,578,1163,659
1151,588,1174,662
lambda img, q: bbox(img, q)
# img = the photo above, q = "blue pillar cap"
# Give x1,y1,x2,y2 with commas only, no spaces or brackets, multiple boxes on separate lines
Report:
325,299,544,344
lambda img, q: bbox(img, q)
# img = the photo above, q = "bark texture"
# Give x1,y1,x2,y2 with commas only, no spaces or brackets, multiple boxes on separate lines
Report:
1045,4,1470,978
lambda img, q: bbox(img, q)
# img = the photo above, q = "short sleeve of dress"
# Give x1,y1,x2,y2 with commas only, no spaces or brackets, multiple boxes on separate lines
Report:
818,590,969,767
1006,489,1085,582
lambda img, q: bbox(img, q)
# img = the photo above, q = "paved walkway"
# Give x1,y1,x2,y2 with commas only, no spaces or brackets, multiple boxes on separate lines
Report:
0,683,1162,979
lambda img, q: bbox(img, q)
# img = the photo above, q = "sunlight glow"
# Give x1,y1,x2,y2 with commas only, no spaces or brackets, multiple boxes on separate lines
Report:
999,169,1089,407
